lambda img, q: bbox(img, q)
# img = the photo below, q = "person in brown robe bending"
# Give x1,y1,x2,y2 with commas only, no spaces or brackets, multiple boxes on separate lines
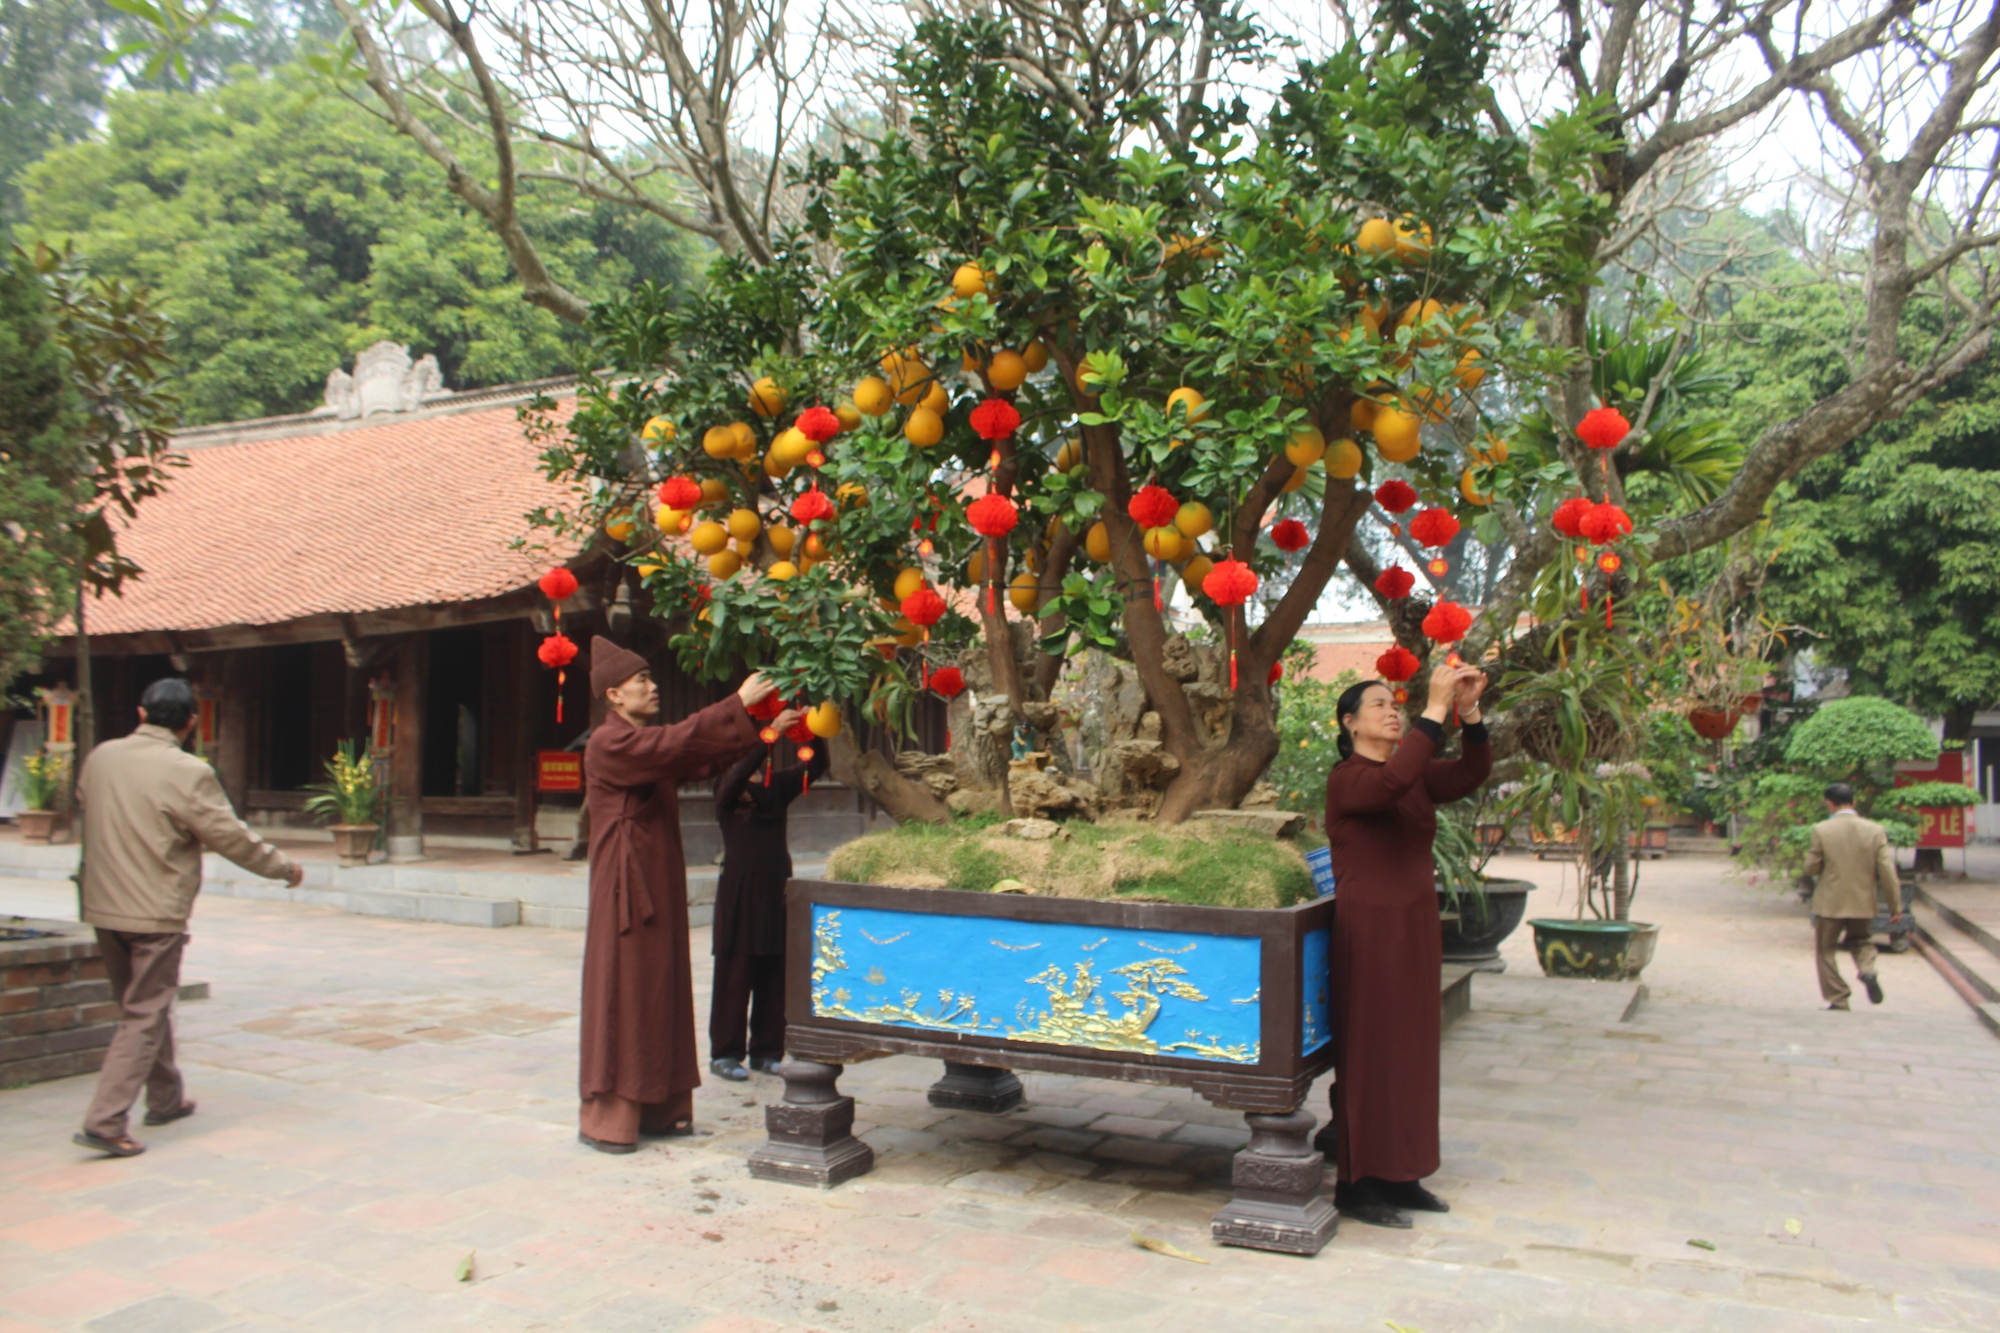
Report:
707,737,827,1080
1320,660,1489,1228
577,637,795,1153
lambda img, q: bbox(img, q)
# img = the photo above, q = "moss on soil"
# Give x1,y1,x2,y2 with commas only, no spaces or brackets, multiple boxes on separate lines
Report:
824,819,1314,909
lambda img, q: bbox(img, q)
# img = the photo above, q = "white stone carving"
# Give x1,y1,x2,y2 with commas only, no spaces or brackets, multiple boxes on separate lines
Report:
323,342,448,419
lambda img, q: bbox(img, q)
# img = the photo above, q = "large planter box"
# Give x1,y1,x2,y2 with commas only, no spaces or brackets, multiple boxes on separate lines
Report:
750,879,1342,1255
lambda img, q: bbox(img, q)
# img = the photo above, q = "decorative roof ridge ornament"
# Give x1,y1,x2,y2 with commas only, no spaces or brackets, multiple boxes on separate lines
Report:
323,341,449,420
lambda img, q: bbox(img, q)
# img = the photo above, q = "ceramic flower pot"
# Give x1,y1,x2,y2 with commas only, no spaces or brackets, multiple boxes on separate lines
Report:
1437,878,1536,971
16,810,58,842
1529,918,1659,980
329,824,378,867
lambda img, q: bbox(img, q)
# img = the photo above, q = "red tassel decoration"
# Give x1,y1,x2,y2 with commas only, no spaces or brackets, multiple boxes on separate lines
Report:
1605,593,1613,629
1153,560,1163,613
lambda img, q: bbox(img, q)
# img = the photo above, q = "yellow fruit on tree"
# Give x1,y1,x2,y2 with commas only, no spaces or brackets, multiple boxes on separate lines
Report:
967,548,987,583
1349,399,1377,432
988,349,1028,391
656,505,689,532
806,701,842,738
834,401,863,431
770,427,811,468
729,421,758,458
951,263,987,298
882,350,930,405
1286,425,1327,468
1174,501,1213,539
703,425,737,459
1182,554,1214,592
1281,462,1314,493
734,538,755,557
920,380,949,414
1460,467,1491,506
1485,435,1510,464
804,533,827,559
699,477,728,506
904,406,945,449
892,617,921,648
726,508,762,542
749,376,785,418
1165,385,1209,423
1143,525,1185,561
766,525,795,557
642,415,675,444
1022,340,1049,373
606,514,636,543
1372,405,1423,462
1085,521,1112,562
1356,217,1397,256
836,482,868,508
853,376,893,416
1394,217,1432,262
763,450,790,478
1053,438,1082,473
1411,387,1453,424
636,561,662,577
1396,299,1446,346
1455,349,1486,391
893,567,927,602
708,549,742,579
1326,436,1364,479
1008,572,1042,613
767,560,798,581
689,520,728,555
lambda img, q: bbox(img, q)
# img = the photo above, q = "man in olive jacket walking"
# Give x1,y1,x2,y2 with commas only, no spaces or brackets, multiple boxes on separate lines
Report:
72,678,303,1156
1803,782,1904,1011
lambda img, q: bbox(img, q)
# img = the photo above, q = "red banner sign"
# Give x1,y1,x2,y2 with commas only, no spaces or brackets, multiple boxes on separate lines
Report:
536,751,582,793
1896,752,1972,848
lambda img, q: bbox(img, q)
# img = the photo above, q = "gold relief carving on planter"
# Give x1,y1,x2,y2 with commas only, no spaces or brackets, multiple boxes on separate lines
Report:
811,911,848,985
1540,939,1597,974
1006,957,1257,1063
811,910,989,1031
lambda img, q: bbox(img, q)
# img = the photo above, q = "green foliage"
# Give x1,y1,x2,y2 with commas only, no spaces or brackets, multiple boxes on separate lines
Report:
301,738,380,826
0,256,84,683
1782,696,1938,781
21,66,696,423
1265,664,1360,822
0,0,104,226
1881,781,1980,810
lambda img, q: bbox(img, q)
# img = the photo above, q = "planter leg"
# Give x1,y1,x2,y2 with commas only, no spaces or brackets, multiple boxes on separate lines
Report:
927,1061,1024,1114
747,1060,874,1189
1211,1107,1338,1256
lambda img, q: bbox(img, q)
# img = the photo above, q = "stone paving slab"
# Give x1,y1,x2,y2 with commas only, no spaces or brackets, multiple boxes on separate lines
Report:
1,863,1997,1331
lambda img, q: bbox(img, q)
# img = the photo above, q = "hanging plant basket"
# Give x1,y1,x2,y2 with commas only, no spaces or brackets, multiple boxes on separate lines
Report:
1687,707,1739,740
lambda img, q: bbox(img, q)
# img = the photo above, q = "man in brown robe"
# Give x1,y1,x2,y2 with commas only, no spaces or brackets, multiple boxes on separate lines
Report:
577,637,792,1152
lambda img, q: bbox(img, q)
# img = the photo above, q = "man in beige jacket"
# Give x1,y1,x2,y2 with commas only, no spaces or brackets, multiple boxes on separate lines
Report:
72,678,303,1157
1803,782,1904,1011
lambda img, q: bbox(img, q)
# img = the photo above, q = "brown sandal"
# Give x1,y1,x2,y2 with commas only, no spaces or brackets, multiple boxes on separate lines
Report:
144,1100,196,1127
578,1131,637,1155
73,1131,146,1158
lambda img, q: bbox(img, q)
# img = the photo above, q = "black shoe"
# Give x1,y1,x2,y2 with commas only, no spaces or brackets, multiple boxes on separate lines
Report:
1379,1179,1450,1213
578,1131,636,1155
748,1055,782,1075
709,1058,750,1082
1827,1003,1850,1011
1862,974,1884,1005
1334,1181,1412,1230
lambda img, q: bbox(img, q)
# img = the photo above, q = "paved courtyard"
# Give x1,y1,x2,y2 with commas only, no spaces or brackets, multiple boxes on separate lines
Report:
2,853,1997,1332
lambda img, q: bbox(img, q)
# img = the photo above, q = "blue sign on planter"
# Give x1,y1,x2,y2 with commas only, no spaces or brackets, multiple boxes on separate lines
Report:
810,903,1266,1064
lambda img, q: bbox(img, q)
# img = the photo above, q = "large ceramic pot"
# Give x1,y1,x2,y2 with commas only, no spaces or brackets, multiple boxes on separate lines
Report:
754,879,1341,1256
16,809,58,842
1438,877,1536,972
1529,918,1659,980
329,823,378,867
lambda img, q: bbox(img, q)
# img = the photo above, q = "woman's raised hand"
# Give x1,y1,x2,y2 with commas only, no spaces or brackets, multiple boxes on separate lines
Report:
1424,661,1461,716
1453,666,1488,718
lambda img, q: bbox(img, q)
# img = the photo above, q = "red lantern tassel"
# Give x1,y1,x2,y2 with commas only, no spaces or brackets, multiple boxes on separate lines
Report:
1153,560,1163,613
988,537,1000,615
556,669,565,724
1229,611,1239,691
1605,593,1613,629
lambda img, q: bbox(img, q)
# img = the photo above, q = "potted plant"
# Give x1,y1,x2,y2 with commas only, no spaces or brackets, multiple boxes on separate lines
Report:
1435,798,1536,972
15,750,68,842
303,740,381,866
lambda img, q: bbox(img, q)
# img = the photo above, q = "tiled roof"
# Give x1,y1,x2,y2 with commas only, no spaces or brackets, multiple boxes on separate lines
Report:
80,398,583,637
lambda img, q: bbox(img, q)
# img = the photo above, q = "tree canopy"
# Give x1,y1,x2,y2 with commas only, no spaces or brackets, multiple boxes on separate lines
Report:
0,255,85,685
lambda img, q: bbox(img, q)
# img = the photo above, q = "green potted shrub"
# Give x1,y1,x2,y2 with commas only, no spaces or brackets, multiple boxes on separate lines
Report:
303,740,382,867
15,750,68,842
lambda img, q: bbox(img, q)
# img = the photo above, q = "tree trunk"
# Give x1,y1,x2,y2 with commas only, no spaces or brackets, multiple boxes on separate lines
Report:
1155,681,1282,823
72,579,91,912
826,731,951,825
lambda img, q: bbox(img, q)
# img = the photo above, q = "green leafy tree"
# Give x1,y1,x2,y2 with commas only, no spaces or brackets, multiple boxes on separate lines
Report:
21,66,697,423
0,0,105,227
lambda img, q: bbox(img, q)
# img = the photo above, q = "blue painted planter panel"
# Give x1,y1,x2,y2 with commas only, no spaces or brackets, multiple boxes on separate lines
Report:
1300,925,1331,1055
809,903,1263,1064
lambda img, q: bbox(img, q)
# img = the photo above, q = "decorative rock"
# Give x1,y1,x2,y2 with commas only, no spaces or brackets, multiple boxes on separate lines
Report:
1193,809,1307,839
946,788,1000,816
1009,768,1093,821
1002,817,1063,840
1094,739,1180,797
894,752,961,797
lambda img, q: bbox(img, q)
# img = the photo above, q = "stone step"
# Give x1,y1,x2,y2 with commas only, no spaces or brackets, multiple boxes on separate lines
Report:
1907,897,2000,1039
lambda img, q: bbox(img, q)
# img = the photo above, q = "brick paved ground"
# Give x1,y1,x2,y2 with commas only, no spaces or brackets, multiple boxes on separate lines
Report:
2,855,1997,1332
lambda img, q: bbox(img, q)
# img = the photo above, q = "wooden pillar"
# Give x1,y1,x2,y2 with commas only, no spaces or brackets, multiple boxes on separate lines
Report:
387,632,427,861
214,649,255,814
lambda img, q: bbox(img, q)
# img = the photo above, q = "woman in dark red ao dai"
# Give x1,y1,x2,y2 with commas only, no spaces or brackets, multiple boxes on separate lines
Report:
1320,660,1490,1228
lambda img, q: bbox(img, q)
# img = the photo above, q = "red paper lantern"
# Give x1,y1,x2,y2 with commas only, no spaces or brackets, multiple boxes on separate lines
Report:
658,476,703,511
966,492,1019,537
538,568,579,601
1596,551,1622,574
1422,599,1473,643
1577,406,1630,451
1374,480,1418,514
536,633,578,668
1203,558,1259,691
784,717,815,745
746,691,786,722
969,397,1021,441
1375,567,1416,599
796,405,840,443
1271,519,1310,552
929,666,965,699
791,488,836,527
901,588,947,629
1578,502,1633,545
1408,507,1460,548
1376,646,1420,682
1550,495,1592,538
1268,659,1285,685
1128,484,1179,531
